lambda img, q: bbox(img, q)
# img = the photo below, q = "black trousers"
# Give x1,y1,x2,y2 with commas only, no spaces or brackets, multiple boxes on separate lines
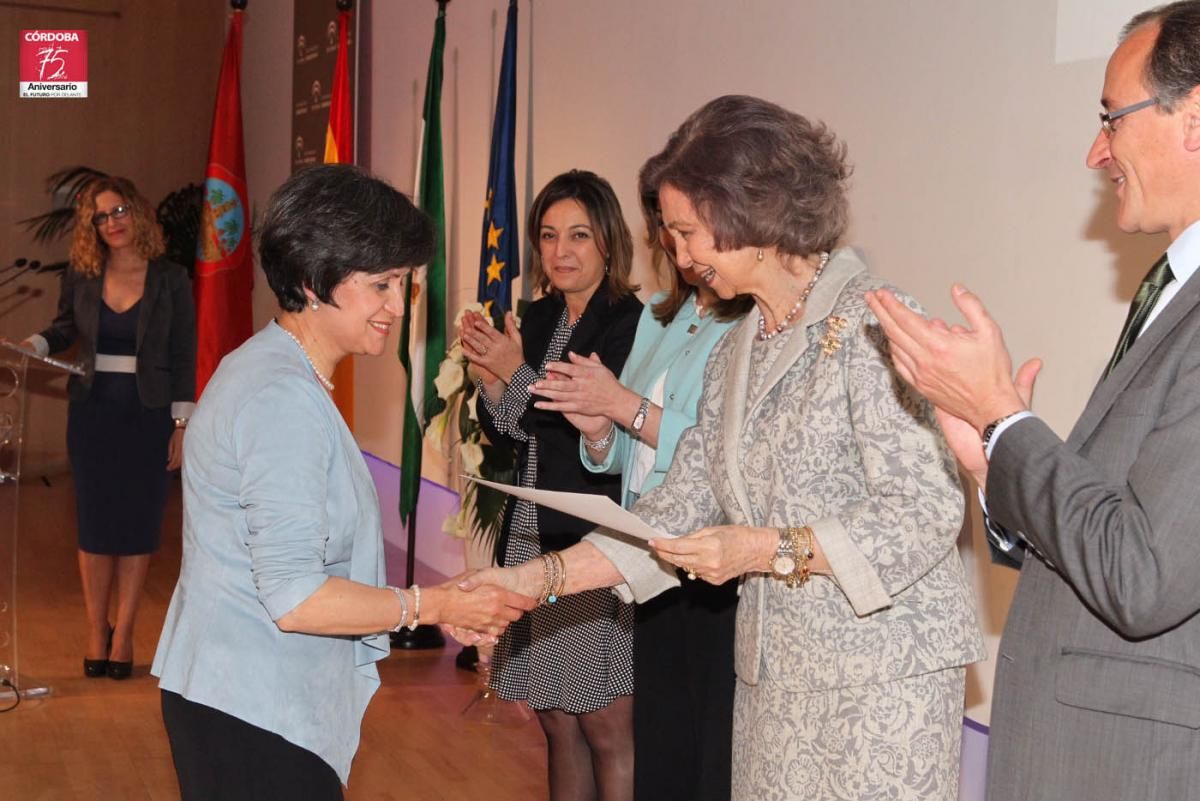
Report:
161,690,343,801
633,576,738,801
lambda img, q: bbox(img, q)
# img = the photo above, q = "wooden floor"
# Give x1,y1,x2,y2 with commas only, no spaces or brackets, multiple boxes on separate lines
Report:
1,474,548,800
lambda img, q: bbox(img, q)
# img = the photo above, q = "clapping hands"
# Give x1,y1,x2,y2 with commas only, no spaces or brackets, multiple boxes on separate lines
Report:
460,309,523,387
531,351,626,441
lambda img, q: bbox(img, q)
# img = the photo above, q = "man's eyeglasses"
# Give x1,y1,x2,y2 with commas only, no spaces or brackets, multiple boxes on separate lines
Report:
1099,97,1159,135
92,205,130,227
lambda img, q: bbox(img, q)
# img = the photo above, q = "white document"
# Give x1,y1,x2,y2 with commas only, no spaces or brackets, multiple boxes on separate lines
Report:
465,476,669,543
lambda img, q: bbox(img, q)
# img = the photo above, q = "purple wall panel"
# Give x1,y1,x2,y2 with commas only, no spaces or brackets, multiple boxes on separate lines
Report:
363,452,464,587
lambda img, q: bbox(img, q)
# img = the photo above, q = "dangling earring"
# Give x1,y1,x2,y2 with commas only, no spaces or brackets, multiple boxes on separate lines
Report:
309,299,319,311
605,261,610,276
756,249,765,262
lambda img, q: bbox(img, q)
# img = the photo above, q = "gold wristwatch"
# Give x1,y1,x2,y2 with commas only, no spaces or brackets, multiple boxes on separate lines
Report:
770,526,813,588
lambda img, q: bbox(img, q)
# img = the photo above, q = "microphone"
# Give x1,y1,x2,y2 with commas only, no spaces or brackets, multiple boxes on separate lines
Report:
0,286,45,318
0,260,42,288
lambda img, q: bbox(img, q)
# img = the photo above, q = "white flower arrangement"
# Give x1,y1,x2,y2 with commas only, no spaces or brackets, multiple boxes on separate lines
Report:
425,302,522,545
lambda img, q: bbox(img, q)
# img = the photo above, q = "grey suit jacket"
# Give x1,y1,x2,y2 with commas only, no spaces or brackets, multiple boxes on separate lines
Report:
38,259,196,409
985,267,1200,800
587,249,984,692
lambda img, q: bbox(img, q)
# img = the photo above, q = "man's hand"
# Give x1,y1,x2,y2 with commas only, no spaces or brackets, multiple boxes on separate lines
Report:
864,284,1035,432
934,359,1042,487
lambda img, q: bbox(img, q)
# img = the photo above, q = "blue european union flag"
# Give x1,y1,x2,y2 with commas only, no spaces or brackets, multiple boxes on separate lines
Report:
477,0,519,319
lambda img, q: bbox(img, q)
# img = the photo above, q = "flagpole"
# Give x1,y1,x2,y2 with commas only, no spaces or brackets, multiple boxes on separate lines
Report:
392,0,450,653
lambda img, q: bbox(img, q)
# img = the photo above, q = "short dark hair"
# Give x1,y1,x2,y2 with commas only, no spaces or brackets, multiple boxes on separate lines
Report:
639,138,754,325
651,94,851,258
526,170,638,302
258,164,435,312
1125,1,1200,111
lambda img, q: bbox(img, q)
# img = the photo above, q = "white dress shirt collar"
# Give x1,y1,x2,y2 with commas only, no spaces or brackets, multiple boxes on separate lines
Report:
1167,218,1200,287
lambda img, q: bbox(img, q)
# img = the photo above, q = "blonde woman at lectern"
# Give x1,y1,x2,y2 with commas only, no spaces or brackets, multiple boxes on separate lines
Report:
22,175,195,682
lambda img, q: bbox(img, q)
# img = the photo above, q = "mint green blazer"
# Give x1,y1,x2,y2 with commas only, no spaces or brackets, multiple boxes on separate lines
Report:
581,292,737,507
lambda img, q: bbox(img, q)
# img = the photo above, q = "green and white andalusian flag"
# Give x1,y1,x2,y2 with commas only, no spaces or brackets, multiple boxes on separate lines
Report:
399,0,447,524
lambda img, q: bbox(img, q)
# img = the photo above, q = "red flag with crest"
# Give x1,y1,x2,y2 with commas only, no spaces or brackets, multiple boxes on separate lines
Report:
194,8,253,398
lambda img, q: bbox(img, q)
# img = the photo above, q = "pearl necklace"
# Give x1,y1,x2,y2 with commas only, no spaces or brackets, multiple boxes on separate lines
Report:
277,321,335,391
756,251,831,341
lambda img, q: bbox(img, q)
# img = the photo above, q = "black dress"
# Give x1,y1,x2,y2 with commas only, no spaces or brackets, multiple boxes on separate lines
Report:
67,299,173,555
477,288,643,713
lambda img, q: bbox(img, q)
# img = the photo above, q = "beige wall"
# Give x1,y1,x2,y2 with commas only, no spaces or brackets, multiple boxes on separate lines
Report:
1,1,225,469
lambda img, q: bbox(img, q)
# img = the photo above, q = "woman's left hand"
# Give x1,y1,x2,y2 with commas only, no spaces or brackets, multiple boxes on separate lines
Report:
650,525,776,585
166,428,184,471
461,310,524,384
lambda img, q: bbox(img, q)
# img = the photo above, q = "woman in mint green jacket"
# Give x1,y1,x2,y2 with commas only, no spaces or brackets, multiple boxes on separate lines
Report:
530,158,751,801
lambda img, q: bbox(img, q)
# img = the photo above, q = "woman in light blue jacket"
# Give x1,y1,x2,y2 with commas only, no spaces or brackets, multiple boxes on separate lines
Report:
530,156,751,801
152,166,532,801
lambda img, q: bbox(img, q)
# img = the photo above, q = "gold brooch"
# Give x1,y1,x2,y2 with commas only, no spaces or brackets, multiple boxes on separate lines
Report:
820,316,848,355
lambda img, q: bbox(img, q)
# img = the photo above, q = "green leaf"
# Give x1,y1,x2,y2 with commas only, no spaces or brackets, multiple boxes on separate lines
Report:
457,394,474,441
424,395,448,428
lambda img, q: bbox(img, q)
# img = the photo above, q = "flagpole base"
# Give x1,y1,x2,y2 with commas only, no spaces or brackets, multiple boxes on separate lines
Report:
390,624,445,650
454,645,479,672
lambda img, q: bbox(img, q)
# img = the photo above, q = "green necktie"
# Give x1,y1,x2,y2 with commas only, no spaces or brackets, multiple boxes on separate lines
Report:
1103,253,1174,379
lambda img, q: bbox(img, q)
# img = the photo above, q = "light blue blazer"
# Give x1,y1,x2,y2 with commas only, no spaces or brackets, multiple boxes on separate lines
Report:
581,292,737,505
152,322,389,785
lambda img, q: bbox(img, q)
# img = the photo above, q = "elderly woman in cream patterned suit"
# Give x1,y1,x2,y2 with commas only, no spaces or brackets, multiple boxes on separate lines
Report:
461,95,984,801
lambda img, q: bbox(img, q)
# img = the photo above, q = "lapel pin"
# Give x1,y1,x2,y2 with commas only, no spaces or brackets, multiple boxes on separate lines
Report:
820,316,848,356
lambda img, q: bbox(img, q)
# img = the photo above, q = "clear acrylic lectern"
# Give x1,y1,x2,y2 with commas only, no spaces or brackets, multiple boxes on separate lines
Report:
0,340,84,701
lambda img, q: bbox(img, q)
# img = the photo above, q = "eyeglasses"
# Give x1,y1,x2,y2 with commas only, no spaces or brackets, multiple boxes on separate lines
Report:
91,205,130,227
1099,97,1159,135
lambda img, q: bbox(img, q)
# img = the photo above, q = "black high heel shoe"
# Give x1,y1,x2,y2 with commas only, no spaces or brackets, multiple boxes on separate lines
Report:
83,625,113,678
106,658,133,680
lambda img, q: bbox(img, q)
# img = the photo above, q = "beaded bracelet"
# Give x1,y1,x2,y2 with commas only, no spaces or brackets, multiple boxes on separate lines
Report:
584,423,617,452
547,551,566,604
387,585,409,633
408,584,422,630
537,553,567,605
540,554,552,602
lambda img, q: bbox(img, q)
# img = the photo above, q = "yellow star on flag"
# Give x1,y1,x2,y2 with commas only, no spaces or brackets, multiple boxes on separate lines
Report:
486,254,506,285
484,188,494,211
483,300,495,317
486,221,504,251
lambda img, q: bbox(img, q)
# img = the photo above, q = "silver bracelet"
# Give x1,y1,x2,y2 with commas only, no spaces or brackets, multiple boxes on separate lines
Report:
584,423,616,451
387,585,409,633
407,584,422,630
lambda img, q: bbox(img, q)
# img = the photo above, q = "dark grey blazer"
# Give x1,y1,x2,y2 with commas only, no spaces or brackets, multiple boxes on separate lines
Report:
984,268,1200,801
39,258,196,408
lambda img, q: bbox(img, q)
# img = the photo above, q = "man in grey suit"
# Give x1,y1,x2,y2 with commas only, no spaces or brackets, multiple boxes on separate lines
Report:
867,2,1200,798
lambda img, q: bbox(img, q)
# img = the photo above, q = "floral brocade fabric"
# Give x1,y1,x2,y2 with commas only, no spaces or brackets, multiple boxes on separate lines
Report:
629,257,985,800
